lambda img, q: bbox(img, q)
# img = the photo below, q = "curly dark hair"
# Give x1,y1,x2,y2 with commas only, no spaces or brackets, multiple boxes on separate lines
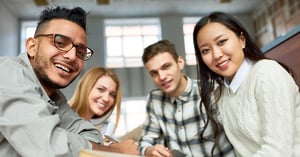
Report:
35,6,87,35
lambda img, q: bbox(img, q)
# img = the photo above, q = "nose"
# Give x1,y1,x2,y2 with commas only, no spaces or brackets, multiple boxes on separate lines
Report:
62,47,77,61
158,70,167,81
101,92,110,102
212,47,223,59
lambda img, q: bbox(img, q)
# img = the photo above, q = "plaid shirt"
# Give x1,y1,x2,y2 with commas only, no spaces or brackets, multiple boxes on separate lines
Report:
138,77,236,157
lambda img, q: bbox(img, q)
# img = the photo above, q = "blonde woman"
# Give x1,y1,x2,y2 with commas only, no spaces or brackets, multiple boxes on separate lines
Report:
69,67,121,139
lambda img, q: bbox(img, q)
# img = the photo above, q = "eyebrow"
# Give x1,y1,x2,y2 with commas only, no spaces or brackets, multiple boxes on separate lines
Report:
76,42,87,48
97,84,116,93
214,34,225,41
148,64,164,74
149,69,158,74
57,33,87,48
198,34,225,48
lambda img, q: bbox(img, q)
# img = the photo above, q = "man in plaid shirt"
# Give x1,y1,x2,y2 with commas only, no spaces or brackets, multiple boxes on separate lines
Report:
138,40,236,157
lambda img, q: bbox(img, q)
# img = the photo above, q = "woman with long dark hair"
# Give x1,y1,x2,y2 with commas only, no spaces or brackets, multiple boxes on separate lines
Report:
193,12,300,157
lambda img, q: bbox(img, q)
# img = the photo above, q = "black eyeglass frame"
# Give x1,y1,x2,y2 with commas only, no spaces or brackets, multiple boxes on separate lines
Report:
34,33,94,61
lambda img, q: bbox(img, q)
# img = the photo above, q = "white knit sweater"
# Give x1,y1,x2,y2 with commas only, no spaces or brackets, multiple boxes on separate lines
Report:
218,59,300,157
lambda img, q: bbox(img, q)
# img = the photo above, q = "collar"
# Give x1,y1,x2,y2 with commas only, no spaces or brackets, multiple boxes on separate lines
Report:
224,58,253,93
89,109,114,126
170,76,193,104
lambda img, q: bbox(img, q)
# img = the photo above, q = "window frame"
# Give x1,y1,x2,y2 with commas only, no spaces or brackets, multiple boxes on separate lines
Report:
182,17,200,65
104,18,162,68
110,96,147,137
20,21,37,54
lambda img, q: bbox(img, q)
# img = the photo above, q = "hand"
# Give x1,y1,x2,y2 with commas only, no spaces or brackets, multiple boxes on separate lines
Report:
103,135,119,146
109,139,139,155
145,144,171,157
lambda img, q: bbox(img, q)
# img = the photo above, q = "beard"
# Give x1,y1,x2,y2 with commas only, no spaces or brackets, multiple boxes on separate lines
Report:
32,52,77,89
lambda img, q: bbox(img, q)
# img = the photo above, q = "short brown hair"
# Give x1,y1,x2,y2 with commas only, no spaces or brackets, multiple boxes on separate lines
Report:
142,39,179,65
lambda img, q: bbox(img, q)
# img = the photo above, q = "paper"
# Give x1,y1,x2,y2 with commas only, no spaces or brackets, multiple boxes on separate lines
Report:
79,149,142,157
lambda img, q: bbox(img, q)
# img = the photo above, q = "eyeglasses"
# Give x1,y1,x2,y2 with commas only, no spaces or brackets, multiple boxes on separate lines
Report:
34,34,94,61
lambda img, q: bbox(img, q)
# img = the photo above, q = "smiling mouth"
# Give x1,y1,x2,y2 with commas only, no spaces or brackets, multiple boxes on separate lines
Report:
97,102,107,108
217,60,229,67
161,80,172,88
55,63,71,73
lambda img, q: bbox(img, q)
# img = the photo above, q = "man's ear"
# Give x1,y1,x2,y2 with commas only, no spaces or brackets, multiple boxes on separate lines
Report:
26,37,37,58
177,56,185,70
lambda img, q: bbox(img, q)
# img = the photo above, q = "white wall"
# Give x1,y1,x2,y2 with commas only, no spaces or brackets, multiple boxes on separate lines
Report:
0,2,18,56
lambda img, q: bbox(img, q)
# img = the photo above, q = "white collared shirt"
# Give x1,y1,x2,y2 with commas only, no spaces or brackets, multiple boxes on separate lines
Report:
224,58,253,93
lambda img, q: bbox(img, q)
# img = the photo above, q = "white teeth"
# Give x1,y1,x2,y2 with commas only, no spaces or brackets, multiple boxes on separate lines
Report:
97,102,106,107
218,60,228,67
55,64,70,72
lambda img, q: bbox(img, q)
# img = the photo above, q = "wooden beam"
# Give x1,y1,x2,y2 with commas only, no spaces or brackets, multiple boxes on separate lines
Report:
219,0,231,3
33,0,48,6
97,0,110,5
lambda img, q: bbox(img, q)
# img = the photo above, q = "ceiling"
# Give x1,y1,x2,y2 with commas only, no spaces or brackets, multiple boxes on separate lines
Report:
0,0,262,19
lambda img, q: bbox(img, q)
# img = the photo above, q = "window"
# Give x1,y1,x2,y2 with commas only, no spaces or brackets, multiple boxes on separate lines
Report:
105,18,161,68
20,21,37,54
182,17,200,65
109,97,147,137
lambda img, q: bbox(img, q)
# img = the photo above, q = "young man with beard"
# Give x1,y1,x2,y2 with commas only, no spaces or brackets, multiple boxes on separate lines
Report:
0,6,138,157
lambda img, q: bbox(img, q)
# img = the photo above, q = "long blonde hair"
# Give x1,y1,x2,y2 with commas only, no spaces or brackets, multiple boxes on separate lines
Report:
69,67,121,133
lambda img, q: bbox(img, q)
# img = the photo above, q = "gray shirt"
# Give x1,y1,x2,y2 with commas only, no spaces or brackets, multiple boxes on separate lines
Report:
0,53,103,157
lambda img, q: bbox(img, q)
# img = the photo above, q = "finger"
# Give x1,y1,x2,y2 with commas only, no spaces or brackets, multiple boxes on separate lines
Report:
156,149,171,157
